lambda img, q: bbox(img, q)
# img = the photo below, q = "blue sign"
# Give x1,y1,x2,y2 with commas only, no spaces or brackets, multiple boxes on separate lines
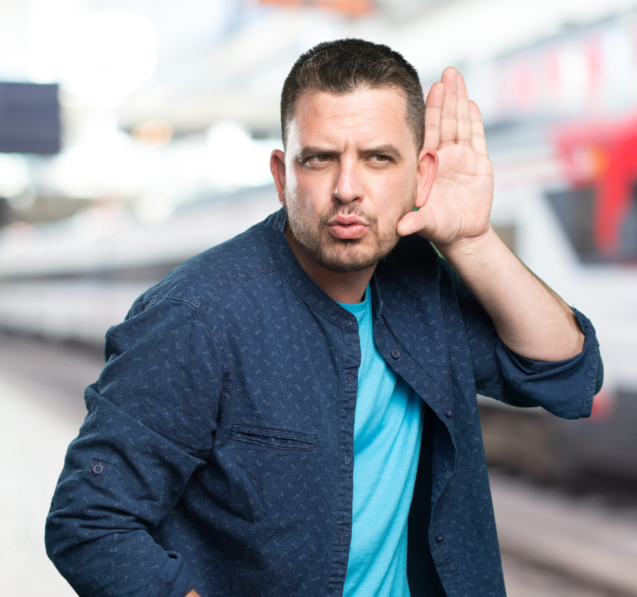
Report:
0,82,61,155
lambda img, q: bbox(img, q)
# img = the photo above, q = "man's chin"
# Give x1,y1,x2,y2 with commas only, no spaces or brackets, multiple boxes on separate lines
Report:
320,259,375,274
313,239,397,273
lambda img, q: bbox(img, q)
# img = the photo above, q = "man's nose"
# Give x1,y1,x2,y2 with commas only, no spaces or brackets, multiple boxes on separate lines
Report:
334,160,364,204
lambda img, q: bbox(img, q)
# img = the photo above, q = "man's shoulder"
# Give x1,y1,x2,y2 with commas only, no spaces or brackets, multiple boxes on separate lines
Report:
140,212,282,311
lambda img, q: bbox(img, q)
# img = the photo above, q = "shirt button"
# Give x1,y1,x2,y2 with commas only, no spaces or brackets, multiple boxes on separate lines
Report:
435,532,444,543
391,349,401,359
92,464,104,475
444,408,452,418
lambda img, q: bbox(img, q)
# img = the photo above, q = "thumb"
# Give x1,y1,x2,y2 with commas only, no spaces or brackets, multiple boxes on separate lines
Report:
396,209,427,237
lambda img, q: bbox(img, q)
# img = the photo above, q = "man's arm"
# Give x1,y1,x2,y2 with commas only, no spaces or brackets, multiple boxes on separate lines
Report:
398,67,584,361
441,228,583,361
45,297,222,597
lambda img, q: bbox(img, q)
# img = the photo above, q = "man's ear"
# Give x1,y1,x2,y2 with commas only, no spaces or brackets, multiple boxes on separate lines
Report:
270,149,286,206
415,147,438,209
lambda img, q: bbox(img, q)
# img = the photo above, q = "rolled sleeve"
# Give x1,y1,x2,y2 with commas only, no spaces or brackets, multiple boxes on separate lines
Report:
45,296,224,597
494,308,603,418
442,258,604,419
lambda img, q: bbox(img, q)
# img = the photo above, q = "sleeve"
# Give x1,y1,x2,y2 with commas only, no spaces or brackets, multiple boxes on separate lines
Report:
440,258,604,419
45,296,224,597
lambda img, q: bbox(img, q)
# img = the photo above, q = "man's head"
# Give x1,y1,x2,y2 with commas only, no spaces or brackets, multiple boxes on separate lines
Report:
271,39,436,275
281,39,425,152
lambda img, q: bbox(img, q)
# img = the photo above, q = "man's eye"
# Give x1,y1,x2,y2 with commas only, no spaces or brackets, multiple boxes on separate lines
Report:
370,155,390,163
308,155,331,164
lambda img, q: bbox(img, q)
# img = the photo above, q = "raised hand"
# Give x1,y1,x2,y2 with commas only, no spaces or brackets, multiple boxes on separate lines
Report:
397,67,494,249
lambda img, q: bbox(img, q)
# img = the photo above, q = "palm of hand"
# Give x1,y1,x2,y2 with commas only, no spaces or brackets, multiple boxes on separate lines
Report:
419,143,494,247
397,68,495,248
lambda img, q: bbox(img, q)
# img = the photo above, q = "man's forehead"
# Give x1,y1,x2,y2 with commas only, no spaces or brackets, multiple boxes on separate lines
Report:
288,86,411,145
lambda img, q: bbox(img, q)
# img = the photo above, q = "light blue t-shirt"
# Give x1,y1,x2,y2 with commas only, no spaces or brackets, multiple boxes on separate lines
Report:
339,286,423,597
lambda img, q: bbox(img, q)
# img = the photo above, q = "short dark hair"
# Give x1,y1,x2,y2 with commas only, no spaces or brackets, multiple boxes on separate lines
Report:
281,38,425,151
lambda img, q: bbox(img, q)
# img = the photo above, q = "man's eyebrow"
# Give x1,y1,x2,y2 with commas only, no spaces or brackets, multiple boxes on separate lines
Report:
360,145,403,160
296,145,403,161
296,146,338,162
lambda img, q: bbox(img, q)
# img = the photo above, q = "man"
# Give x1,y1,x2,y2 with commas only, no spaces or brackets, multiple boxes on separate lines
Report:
46,39,602,597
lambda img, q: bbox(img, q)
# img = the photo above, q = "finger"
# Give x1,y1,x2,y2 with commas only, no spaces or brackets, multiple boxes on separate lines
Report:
424,82,444,149
468,100,488,156
456,73,471,146
439,67,458,147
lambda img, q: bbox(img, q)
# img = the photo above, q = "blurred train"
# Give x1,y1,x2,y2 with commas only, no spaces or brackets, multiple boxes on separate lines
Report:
2,10,637,486
0,185,281,345
481,116,637,486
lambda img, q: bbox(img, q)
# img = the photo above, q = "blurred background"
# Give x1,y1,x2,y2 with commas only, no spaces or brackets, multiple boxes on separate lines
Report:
1,0,637,595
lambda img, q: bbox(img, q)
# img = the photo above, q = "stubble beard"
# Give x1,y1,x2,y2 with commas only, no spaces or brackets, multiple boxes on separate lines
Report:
284,188,416,273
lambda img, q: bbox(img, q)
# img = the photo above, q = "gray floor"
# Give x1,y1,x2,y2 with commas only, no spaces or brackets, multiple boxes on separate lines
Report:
493,471,637,596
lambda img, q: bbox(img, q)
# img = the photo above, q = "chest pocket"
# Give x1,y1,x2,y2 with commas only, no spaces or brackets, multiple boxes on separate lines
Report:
230,425,318,451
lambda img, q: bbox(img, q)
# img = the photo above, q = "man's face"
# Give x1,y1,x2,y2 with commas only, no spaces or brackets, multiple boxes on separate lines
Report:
272,86,421,273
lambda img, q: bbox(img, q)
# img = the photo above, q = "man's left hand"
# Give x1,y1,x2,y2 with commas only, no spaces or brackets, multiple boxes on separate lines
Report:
397,67,494,249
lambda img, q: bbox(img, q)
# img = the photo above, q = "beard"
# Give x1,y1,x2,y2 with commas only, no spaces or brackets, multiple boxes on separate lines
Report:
285,188,416,273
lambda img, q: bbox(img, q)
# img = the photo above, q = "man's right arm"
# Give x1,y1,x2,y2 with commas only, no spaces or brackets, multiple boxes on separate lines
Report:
441,258,603,418
45,297,224,597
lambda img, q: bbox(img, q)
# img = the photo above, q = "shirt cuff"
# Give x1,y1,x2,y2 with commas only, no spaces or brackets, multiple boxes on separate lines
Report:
133,551,194,597
495,308,603,419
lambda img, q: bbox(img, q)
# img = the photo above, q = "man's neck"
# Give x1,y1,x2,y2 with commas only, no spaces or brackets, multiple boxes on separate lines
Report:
285,228,373,304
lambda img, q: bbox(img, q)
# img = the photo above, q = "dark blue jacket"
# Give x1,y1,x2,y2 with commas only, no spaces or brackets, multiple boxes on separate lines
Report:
46,208,603,597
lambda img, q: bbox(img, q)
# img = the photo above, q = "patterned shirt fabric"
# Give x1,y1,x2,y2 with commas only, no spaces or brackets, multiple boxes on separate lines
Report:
46,208,603,597
339,288,423,597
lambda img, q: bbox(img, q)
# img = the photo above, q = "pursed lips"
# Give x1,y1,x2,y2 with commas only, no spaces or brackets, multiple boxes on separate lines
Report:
326,214,369,240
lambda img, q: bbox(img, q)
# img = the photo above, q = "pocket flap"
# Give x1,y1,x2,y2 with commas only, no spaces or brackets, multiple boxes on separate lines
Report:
230,425,318,451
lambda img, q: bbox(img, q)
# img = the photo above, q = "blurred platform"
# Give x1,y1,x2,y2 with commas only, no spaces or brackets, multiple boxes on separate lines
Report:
0,373,85,595
492,471,637,596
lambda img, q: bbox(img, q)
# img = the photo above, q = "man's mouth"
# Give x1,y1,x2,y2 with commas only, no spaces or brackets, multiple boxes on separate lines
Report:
326,215,369,240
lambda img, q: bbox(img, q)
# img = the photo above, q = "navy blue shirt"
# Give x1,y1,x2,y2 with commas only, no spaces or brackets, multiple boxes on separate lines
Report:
46,208,603,597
